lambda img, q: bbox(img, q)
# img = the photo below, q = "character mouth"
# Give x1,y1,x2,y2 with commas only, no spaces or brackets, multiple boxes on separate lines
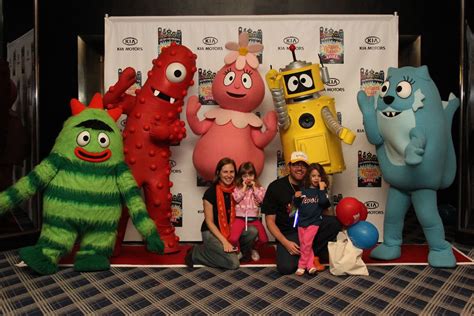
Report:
152,88,177,104
382,111,401,118
74,147,111,162
226,92,246,98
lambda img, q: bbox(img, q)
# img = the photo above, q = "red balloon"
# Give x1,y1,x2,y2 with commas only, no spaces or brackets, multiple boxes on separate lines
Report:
358,201,368,221
336,197,363,226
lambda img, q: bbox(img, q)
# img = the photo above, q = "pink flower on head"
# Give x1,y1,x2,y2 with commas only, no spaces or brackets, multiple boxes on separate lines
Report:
224,32,263,70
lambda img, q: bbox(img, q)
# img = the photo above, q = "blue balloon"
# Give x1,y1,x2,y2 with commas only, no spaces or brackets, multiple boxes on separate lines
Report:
347,221,379,249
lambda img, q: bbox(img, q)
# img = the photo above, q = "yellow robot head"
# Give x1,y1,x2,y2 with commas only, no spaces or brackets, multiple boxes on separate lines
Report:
280,45,325,101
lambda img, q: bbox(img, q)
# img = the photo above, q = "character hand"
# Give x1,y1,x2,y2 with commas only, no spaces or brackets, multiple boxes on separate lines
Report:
339,127,356,144
265,69,283,90
357,90,375,116
146,232,165,254
405,128,426,165
186,95,201,116
263,111,278,131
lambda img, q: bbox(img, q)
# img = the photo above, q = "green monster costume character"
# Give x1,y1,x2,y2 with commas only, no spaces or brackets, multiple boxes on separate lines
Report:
0,94,164,275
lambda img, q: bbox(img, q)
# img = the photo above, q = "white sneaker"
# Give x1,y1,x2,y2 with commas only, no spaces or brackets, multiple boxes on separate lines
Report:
251,249,260,262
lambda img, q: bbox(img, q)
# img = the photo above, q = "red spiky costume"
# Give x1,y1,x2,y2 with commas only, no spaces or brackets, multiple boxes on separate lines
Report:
104,43,197,254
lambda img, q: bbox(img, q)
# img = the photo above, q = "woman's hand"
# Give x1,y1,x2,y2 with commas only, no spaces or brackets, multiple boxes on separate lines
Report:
294,191,302,198
222,240,236,253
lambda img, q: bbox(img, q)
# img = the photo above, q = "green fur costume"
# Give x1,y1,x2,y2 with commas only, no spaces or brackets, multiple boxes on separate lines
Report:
0,94,164,275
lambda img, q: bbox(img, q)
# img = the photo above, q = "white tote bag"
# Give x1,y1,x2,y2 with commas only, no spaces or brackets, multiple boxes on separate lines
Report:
328,230,369,276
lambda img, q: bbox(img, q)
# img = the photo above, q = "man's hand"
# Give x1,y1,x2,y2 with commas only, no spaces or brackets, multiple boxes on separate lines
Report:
283,239,300,256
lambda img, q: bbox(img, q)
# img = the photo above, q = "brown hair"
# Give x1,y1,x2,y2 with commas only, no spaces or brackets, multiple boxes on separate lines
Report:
235,161,261,188
212,157,237,185
304,163,330,188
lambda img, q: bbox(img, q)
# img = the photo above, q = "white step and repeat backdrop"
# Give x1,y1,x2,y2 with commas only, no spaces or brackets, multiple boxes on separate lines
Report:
104,15,398,241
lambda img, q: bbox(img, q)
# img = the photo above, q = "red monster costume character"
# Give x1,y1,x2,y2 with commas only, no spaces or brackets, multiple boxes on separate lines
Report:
187,33,277,180
104,43,197,254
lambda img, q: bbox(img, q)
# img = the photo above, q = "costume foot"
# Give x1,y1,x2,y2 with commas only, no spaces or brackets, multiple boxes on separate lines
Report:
428,247,456,268
19,246,58,275
74,254,110,272
313,256,326,272
370,243,401,260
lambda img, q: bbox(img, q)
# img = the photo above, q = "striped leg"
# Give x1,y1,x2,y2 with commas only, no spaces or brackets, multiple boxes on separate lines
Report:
19,217,77,275
74,229,116,272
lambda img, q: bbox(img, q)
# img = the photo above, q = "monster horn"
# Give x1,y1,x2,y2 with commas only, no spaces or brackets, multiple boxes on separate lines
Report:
89,93,104,109
70,98,87,116
107,107,123,121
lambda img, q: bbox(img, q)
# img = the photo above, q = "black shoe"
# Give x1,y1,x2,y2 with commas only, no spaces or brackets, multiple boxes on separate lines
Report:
184,246,194,268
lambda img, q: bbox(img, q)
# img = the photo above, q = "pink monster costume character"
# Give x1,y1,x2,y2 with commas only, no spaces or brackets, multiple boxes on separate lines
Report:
187,33,277,180
104,42,197,254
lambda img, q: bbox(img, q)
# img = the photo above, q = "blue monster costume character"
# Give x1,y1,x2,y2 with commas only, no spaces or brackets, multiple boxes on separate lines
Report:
357,66,459,268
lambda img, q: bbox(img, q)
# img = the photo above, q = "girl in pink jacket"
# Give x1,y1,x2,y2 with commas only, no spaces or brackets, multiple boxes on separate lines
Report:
230,162,269,261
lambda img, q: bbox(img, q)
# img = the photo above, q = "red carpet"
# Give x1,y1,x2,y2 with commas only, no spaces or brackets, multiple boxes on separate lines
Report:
59,244,473,267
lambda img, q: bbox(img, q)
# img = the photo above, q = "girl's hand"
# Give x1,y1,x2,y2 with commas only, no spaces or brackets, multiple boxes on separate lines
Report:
222,240,236,253
319,181,327,190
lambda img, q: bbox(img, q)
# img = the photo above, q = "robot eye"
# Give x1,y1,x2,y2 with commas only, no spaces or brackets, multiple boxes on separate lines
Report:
76,131,91,147
396,81,412,99
224,71,236,86
299,74,313,88
299,113,315,129
98,132,110,148
165,62,187,83
241,73,252,89
287,75,299,92
379,81,390,97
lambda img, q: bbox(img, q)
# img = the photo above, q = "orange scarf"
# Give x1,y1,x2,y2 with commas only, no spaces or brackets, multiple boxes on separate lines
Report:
216,183,236,239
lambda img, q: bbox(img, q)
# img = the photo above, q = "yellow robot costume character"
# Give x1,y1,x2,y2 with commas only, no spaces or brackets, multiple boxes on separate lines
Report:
266,44,355,175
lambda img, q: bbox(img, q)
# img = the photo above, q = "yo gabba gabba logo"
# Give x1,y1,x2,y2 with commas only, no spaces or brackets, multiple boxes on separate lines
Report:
319,27,344,64
198,68,217,105
360,68,385,97
171,193,183,227
157,28,182,55
238,27,263,64
358,150,382,187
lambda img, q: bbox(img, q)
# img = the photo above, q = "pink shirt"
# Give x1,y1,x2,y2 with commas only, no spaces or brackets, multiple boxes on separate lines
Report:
232,186,266,218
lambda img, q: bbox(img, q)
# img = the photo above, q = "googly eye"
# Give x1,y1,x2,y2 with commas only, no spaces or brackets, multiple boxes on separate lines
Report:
165,62,187,83
287,75,299,92
224,71,236,86
299,74,313,88
396,81,412,99
76,131,91,147
97,132,110,148
241,73,252,89
379,81,390,97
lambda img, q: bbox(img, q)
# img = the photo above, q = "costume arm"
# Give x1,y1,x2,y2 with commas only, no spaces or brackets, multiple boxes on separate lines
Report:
186,95,213,135
103,67,136,114
251,111,278,149
265,69,290,130
0,153,61,214
405,127,426,165
116,163,164,253
357,90,383,146
321,106,355,145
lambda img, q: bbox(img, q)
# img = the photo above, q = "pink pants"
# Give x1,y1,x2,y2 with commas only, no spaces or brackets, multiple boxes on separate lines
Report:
229,218,269,249
298,225,320,269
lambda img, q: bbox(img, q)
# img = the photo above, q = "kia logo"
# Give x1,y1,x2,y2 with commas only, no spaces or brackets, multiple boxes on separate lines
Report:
169,159,177,168
203,37,218,45
365,201,379,209
122,37,138,46
365,36,381,45
326,78,340,86
283,36,299,45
